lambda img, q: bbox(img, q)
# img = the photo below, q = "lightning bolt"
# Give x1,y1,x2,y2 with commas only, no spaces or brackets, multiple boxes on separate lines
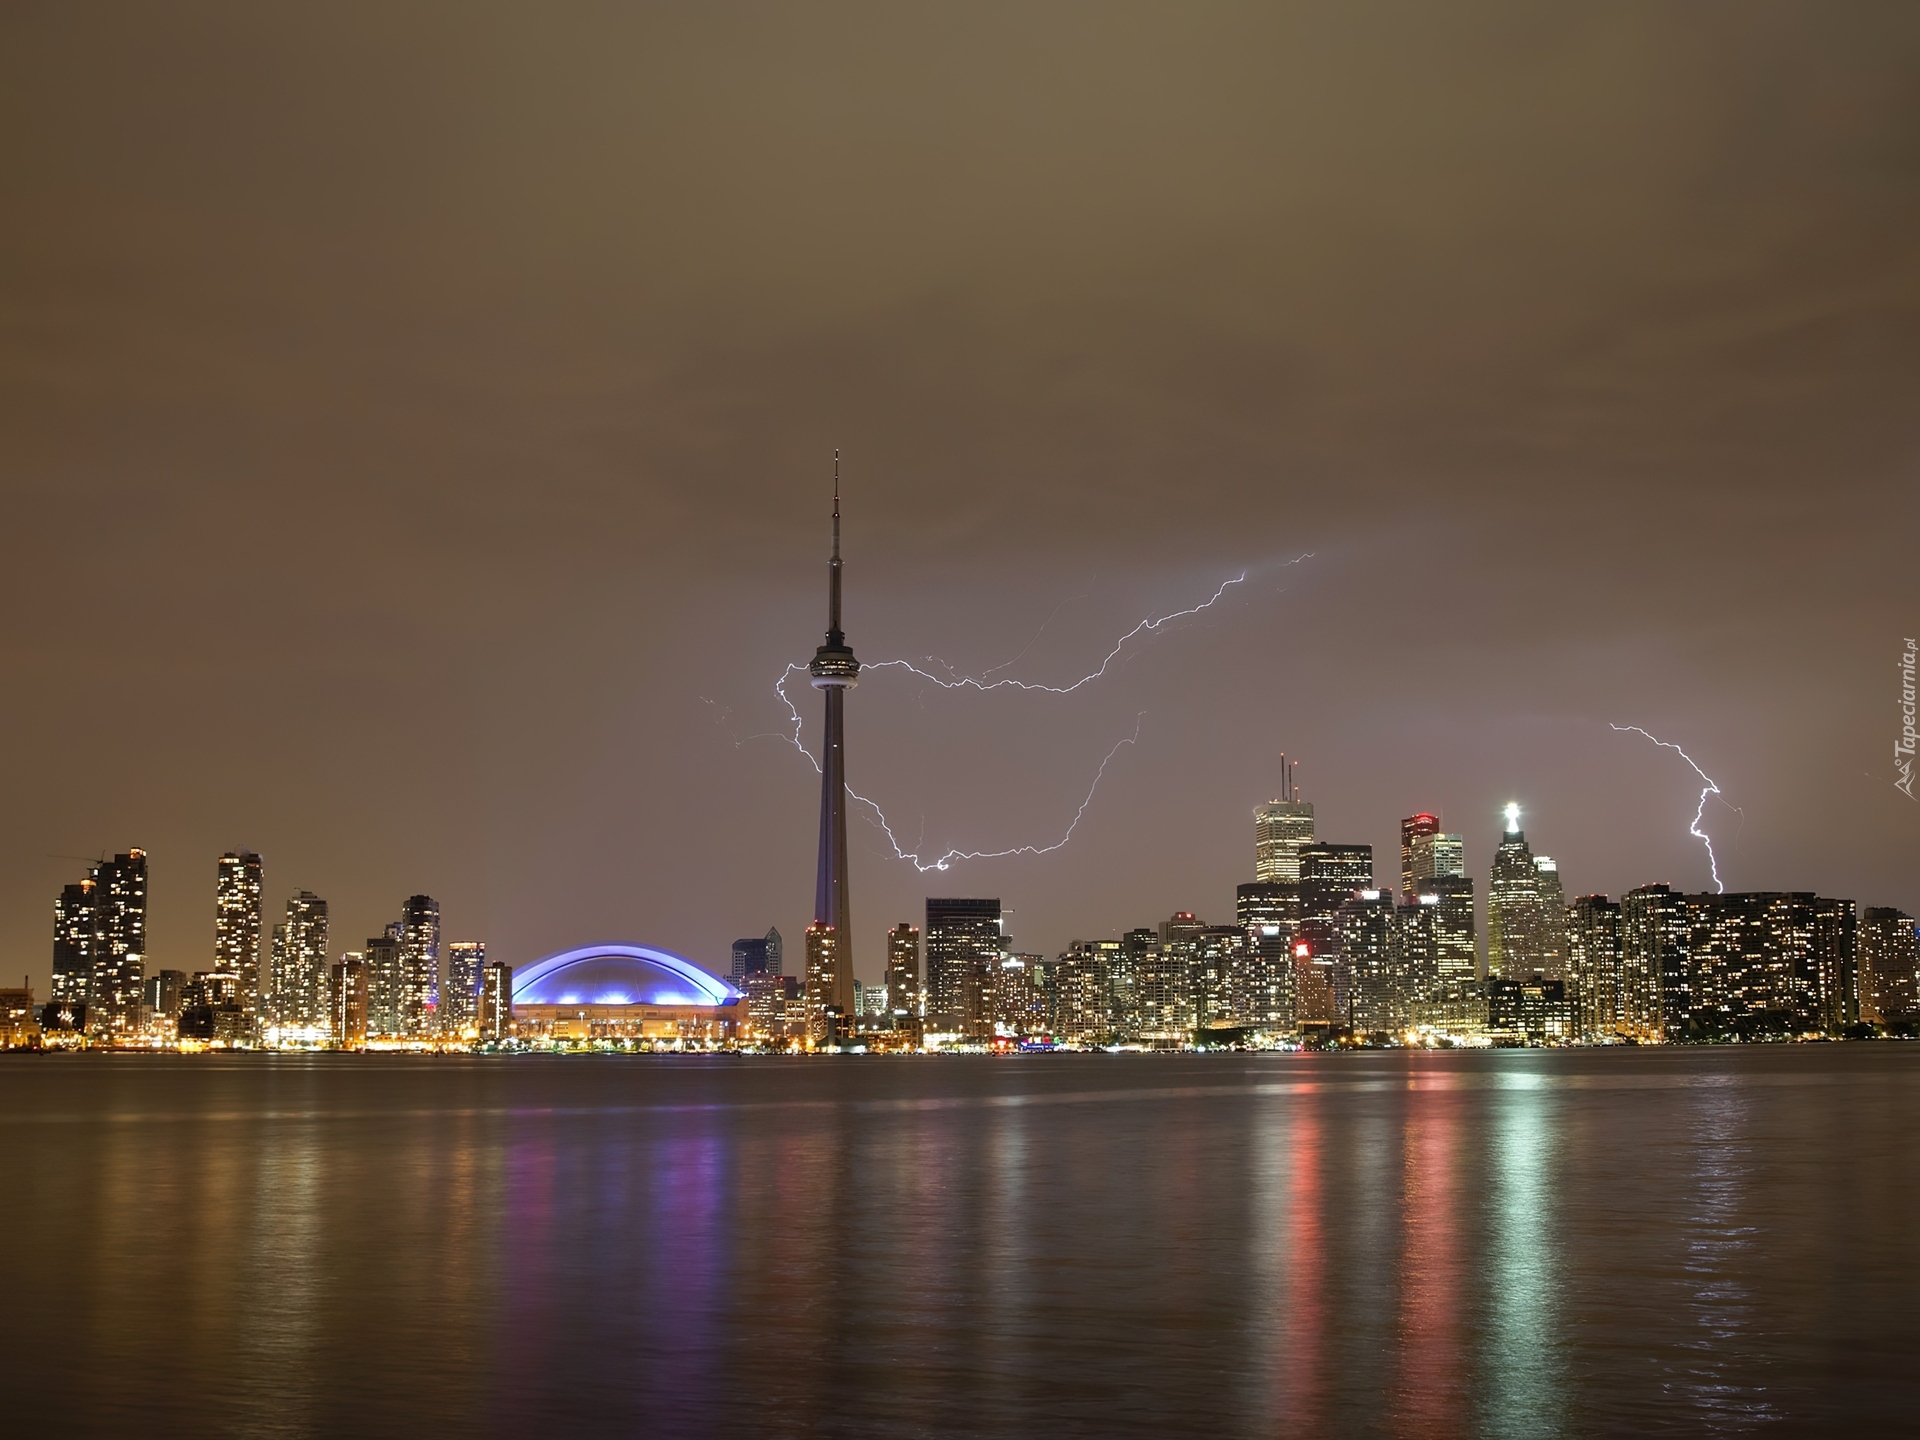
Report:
1611,724,1739,893
764,563,1305,872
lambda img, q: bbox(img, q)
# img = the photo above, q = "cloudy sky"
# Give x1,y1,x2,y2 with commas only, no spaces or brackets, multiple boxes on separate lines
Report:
3,3,1916,986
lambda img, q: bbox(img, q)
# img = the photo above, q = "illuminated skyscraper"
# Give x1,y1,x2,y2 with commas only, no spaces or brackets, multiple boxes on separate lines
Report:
1621,883,1688,1038
1566,894,1623,1040
329,956,370,1048
214,851,264,1021
51,879,97,1010
1402,815,1464,897
1254,757,1315,883
398,894,440,1037
479,962,514,1041
443,941,485,1035
885,922,921,1016
808,459,859,1034
1857,908,1918,1025
803,922,844,1044
1487,805,1558,981
87,850,149,1039
364,922,403,1037
1341,890,1402,1033
926,898,1001,1038
268,891,330,1035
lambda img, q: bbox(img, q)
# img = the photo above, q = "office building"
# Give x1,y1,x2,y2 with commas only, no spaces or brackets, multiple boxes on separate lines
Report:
730,934,771,982
87,850,149,1039
885,922,920,1017
1856,908,1918,1025
479,961,514,1041
398,894,440,1038
1300,844,1373,928
1253,755,1314,882
444,941,485,1036
926,897,1001,1039
1191,925,1246,1031
214,851,264,1020
1487,807,1561,980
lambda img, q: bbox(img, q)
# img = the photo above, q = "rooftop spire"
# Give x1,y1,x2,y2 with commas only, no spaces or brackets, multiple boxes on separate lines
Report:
828,450,843,638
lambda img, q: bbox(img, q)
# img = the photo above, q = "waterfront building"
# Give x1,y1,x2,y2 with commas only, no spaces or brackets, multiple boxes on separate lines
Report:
268,891,330,1036
479,961,514,1041
329,957,370,1049
743,972,801,1042
1565,895,1623,1040
1191,925,1246,1032
214,851,263,1020
1682,892,1853,1038
803,922,846,1044
1424,875,1477,988
807,462,860,1036
1487,977,1572,1045
1857,908,1918,1025
885,922,921,1017
510,945,741,1045
1054,941,1115,1045
1621,884,1688,1038
991,953,1049,1038
364,923,403,1037
1291,926,1341,1033
51,879,97,1010
0,989,39,1049
87,850,149,1039
444,941,485,1036
926,897,1001,1039
398,894,440,1038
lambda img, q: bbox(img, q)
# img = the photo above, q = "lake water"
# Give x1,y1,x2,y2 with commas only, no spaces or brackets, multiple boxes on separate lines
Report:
3,1047,1916,1437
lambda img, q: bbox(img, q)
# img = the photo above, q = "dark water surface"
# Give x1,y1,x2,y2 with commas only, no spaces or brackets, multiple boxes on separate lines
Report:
4,1048,1918,1437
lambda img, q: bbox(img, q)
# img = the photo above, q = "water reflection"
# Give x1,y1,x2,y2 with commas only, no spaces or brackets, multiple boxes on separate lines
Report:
1394,1090,1465,1437
1483,1078,1562,1439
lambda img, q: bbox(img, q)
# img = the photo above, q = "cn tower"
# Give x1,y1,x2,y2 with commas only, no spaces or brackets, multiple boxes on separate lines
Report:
806,454,859,1037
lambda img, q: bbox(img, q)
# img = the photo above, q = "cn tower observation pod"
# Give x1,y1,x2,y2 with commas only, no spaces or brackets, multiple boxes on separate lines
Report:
510,944,743,1044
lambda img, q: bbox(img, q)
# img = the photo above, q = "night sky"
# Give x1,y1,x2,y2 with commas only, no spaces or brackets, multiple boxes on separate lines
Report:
3,4,1916,989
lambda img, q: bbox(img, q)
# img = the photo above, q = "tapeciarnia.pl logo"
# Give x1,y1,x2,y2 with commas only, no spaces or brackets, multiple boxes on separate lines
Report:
1899,637,1917,800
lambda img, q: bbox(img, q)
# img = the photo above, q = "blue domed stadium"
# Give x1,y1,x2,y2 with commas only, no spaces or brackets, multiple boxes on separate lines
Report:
509,944,742,1044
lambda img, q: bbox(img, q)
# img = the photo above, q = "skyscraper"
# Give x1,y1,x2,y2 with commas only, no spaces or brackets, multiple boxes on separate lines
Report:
885,922,921,1016
399,894,440,1038
730,935,770,982
443,941,485,1035
1566,894,1623,1040
1487,805,1556,981
329,956,370,1049
51,879,97,1010
808,459,859,1037
214,851,264,1021
1621,883,1688,1039
479,961,514,1041
87,850,149,1039
1857,908,1918,1025
365,923,403,1037
1254,756,1315,883
268,891,330,1035
1401,814,1464,896
926,897,1001,1039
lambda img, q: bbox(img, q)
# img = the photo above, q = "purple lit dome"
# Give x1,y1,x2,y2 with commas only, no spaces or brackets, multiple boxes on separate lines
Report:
512,945,739,1008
